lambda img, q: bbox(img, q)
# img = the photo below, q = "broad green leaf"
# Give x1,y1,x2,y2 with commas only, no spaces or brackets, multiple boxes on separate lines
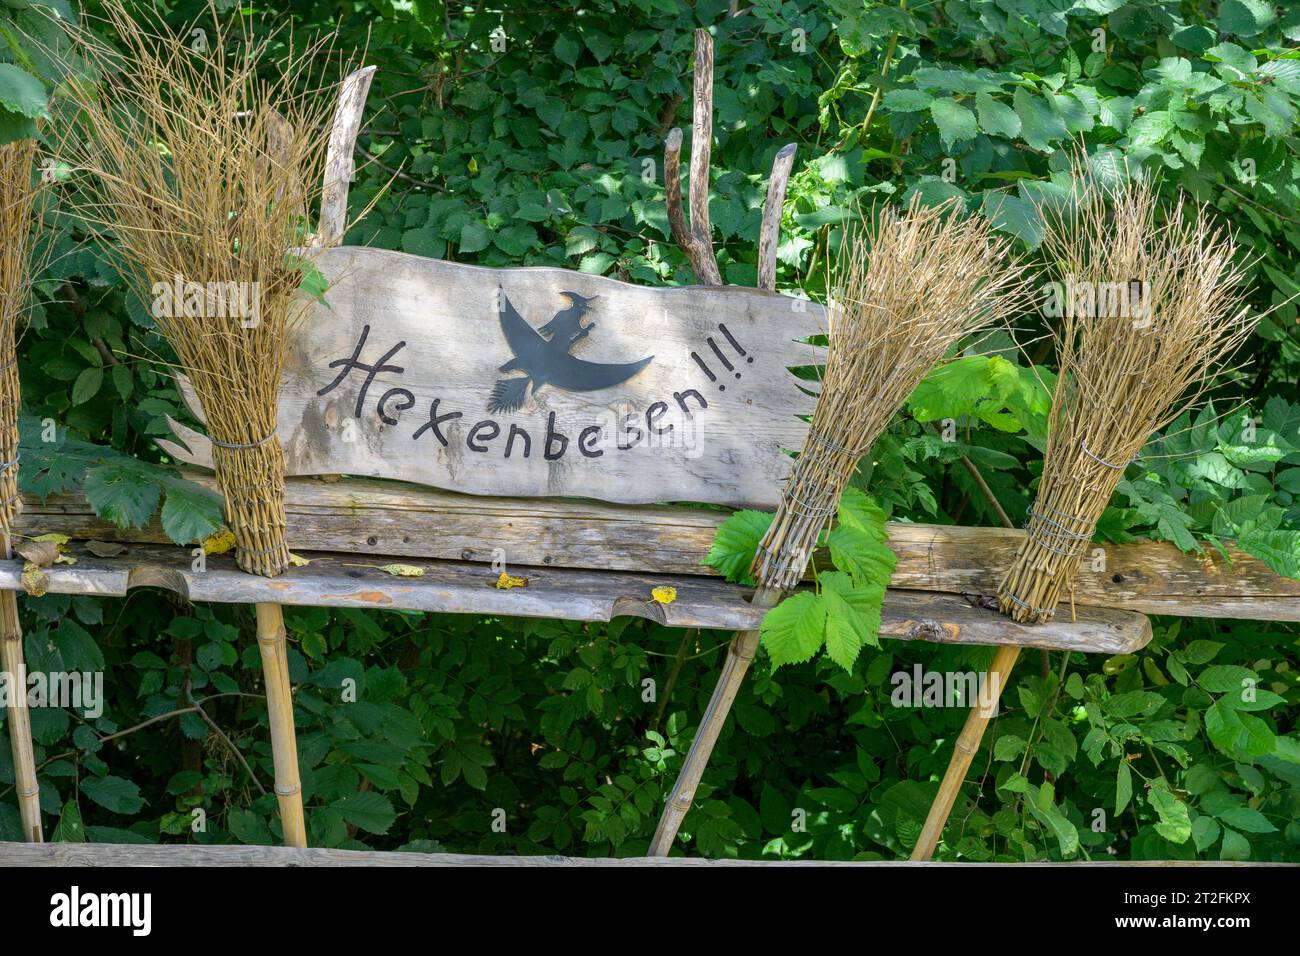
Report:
335,791,396,834
929,97,977,148
760,591,826,666
975,92,1020,138
1148,781,1192,844
1219,0,1276,37
81,774,144,814
1115,760,1132,814
702,509,773,585
1013,87,1067,151
83,464,162,529
159,479,224,545
0,63,47,119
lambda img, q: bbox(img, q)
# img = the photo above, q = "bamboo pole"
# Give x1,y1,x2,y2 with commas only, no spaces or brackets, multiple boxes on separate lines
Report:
256,602,306,848
648,587,778,855
2,535,41,842
910,644,1020,860
247,65,376,849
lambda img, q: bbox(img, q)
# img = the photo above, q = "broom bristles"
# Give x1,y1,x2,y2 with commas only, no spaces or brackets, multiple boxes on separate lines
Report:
753,196,1032,592
0,138,45,539
998,159,1258,623
50,1,345,575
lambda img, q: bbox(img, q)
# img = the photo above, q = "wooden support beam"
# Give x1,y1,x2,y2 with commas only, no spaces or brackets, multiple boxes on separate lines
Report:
3,840,1275,866
17,478,1299,622
0,544,1152,653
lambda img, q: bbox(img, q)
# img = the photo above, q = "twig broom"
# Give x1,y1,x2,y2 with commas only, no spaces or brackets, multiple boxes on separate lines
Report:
52,2,344,846
912,163,1258,860
649,197,1031,854
0,137,43,841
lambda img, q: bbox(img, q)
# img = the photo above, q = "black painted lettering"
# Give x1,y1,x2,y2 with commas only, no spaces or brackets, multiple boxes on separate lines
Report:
544,412,569,461
505,424,532,459
579,425,604,458
646,401,672,436
467,420,500,453
412,398,463,446
317,325,407,418
673,389,707,416
617,411,643,450
376,387,415,425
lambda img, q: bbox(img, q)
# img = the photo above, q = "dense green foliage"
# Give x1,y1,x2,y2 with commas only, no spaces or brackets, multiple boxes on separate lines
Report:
0,0,1296,860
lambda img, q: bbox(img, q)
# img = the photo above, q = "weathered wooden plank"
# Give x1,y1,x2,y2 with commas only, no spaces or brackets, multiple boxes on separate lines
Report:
0,840,1273,866
168,246,825,508
16,475,1298,621
0,543,1151,652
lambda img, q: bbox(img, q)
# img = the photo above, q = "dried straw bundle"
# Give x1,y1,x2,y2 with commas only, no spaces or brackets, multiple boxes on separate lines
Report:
0,138,39,536
752,196,1031,594
52,3,339,576
650,197,1030,855
998,168,1257,623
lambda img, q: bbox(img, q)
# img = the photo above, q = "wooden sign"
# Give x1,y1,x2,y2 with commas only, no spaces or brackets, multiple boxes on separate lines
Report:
170,246,826,508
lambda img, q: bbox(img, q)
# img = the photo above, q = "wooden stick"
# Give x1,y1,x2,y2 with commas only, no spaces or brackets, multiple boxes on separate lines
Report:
315,66,378,249
648,587,779,855
663,127,691,255
911,644,1021,860
687,29,721,286
255,602,306,848
757,143,797,291
1,561,41,842
662,31,722,285
911,462,1018,860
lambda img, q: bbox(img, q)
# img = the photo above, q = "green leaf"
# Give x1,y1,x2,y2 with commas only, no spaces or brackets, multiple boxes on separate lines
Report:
83,464,162,529
1237,529,1300,580
1219,0,1276,37
827,522,897,589
0,63,47,119
929,97,977,148
982,192,1044,246
553,33,581,67
702,509,773,585
822,587,871,671
1217,806,1276,834
71,366,103,405
401,227,444,258
1191,815,1220,851
81,774,145,814
458,221,491,254
1219,827,1251,861
760,591,826,667
51,800,86,843
975,92,1020,138
1013,87,1067,151
159,479,224,545
335,791,396,834
1116,760,1132,814
1148,782,1192,844
882,89,931,112
1126,110,1174,148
